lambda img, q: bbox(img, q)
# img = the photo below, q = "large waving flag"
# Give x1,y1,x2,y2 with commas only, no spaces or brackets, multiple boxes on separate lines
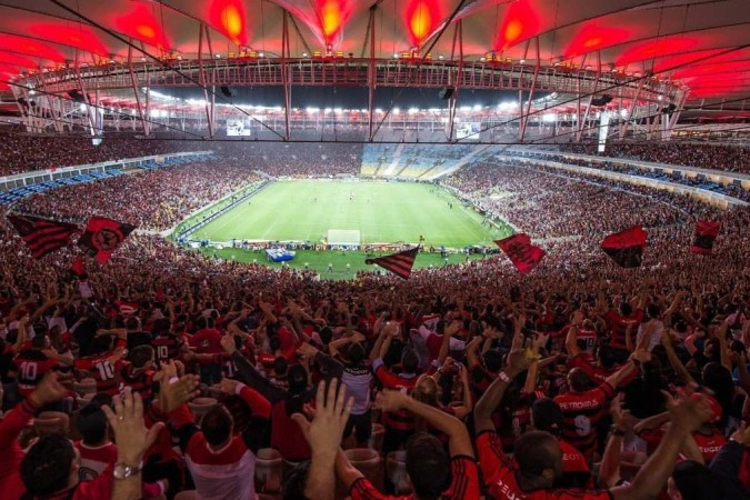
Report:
691,220,721,255
495,233,546,275
6,213,79,259
78,217,136,264
365,246,419,279
601,226,648,268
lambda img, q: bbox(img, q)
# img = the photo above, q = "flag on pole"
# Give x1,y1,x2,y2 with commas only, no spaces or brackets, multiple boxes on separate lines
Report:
78,217,136,264
6,213,79,259
365,246,419,279
601,226,648,268
495,233,546,274
691,220,721,255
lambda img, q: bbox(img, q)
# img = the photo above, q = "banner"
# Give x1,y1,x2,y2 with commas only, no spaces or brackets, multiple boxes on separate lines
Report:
365,246,419,279
78,217,136,264
691,220,721,255
601,226,648,268
495,233,546,274
6,213,78,259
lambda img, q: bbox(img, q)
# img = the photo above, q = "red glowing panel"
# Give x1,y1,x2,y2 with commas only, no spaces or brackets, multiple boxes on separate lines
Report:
494,0,539,51
115,3,171,50
209,0,248,46
406,0,441,46
0,35,65,62
28,24,108,55
0,53,39,69
617,37,699,66
673,61,750,79
564,24,630,58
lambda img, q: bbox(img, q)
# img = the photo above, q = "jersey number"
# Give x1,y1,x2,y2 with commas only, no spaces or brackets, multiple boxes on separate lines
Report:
19,361,38,381
95,361,115,380
157,345,169,360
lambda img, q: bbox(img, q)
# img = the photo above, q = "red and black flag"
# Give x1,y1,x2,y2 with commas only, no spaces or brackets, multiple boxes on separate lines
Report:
691,220,721,255
495,233,546,275
601,226,648,268
365,246,419,279
6,213,79,259
78,217,136,264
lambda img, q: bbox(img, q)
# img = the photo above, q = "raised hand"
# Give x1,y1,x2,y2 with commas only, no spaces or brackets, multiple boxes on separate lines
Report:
102,388,165,465
663,385,715,433
28,372,67,408
292,379,353,454
220,334,237,354
375,389,409,413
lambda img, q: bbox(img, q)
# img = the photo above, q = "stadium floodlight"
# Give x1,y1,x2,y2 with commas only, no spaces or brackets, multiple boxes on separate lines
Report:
459,106,471,112
306,107,320,114
360,108,368,113
473,104,482,111
324,108,333,114
408,107,419,115
375,108,384,114
393,108,401,115
334,108,343,114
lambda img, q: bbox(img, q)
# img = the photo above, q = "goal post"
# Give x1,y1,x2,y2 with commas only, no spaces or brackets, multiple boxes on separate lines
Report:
327,229,361,248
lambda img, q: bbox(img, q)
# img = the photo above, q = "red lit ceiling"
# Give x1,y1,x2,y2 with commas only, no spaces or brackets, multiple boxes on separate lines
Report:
0,0,747,103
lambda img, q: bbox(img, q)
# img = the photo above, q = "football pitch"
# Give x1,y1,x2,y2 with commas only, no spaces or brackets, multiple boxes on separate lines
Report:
191,180,511,248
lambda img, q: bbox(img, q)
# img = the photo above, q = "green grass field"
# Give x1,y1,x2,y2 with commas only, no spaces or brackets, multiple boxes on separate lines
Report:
191,180,511,247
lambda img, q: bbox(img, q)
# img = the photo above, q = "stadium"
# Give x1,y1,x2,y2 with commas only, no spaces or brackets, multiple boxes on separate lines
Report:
0,1,749,499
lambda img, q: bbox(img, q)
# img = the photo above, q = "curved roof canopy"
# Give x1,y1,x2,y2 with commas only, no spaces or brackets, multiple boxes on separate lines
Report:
0,0,749,107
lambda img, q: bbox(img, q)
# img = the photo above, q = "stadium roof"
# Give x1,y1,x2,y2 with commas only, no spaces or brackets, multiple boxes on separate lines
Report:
0,0,749,110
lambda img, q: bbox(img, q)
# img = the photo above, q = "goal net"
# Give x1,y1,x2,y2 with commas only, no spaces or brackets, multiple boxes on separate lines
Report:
327,229,361,247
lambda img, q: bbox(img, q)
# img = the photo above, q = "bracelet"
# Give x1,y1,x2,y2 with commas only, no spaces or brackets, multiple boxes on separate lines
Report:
498,371,511,383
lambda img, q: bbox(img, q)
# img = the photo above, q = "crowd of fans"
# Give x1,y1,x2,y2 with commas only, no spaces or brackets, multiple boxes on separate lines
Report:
0,143,748,499
560,142,750,173
14,162,263,230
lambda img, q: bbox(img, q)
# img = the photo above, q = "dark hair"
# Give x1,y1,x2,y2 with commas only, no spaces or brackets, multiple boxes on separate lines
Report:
288,364,308,393
195,317,208,330
318,327,333,345
405,433,450,500
20,433,76,496
152,318,171,335
597,344,617,369
401,348,419,374
272,356,289,377
348,342,366,365
532,399,564,434
76,404,108,445
483,349,503,373
672,460,725,500
89,335,113,355
619,301,633,317
568,368,591,392
201,405,233,447
31,334,47,350
129,345,154,369
514,430,560,477
125,317,139,330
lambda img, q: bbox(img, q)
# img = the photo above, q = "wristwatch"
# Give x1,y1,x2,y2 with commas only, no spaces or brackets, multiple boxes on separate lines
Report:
113,462,142,480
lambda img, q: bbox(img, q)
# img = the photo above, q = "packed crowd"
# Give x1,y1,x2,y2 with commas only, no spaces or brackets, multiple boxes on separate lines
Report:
0,146,749,500
14,162,262,230
560,142,750,173
0,130,197,176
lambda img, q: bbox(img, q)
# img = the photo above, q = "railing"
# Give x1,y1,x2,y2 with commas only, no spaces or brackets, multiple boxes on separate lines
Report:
21,58,679,105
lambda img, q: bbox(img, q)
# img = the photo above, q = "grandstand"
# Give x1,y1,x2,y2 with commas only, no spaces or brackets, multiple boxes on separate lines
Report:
1,1,750,500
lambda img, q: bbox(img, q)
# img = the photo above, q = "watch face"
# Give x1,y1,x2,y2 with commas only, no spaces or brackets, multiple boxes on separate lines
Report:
113,463,128,479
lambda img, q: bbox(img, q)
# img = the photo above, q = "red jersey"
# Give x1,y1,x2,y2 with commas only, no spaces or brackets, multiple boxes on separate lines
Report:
74,343,126,396
12,349,58,397
477,431,612,500
75,441,118,481
189,328,223,364
349,456,481,500
605,310,643,351
152,333,185,364
118,363,155,401
554,383,615,459
373,358,418,431
641,428,727,463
